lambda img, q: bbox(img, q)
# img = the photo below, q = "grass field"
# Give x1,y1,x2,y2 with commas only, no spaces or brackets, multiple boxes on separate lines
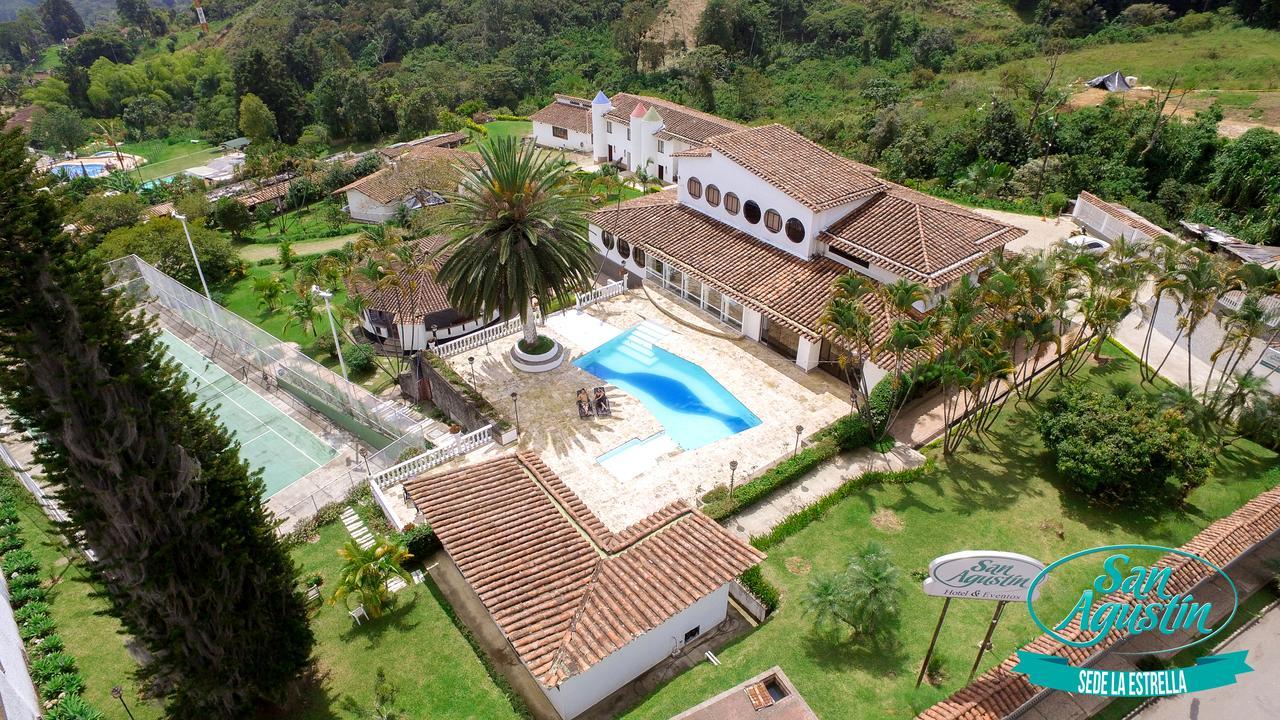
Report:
95,131,224,182
619,342,1279,720
462,120,531,150
9,489,520,719
245,204,365,246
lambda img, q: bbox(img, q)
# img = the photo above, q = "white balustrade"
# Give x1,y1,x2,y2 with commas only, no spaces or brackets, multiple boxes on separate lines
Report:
369,425,494,488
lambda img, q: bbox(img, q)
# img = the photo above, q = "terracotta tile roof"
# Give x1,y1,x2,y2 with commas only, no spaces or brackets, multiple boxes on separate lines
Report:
604,93,744,144
1078,190,1171,239
333,147,475,205
348,235,454,321
237,178,295,207
378,132,469,160
702,124,885,211
404,451,765,688
917,484,1280,720
589,191,896,347
144,201,174,219
530,96,593,134
822,183,1024,288
672,146,712,158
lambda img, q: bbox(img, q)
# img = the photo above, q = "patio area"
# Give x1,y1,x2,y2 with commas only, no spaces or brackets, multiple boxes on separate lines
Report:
444,288,850,531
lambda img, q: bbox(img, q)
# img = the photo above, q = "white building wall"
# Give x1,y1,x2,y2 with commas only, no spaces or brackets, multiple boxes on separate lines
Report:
344,190,397,224
543,585,732,720
531,122,592,153
741,308,763,341
359,314,495,352
795,337,821,371
676,154,823,260
0,572,40,720
862,358,889,390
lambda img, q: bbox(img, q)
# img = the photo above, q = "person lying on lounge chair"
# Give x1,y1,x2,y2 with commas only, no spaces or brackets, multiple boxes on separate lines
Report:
593,387,611,416
577,389,594,418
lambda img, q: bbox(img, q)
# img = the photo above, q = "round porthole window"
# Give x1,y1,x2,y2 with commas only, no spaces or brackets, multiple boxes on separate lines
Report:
687,177,702,199
724,192,740,215
633,246,645,266
601,231,616,250
785,218,805,243
705,184,721,207
744,200,761,224
617,238,631,259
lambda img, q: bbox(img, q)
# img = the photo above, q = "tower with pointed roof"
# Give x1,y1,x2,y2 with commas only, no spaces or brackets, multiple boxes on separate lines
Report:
590,91,611,161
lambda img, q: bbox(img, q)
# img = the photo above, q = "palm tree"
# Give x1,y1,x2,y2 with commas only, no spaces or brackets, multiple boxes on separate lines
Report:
1167,250,1226,391
800,543,903,644
284,278,319,337
254,273,287,312
431,136,595,358
330,538,413,619
822,273,879,423
1138,236,1184,382
1207,291,1269,412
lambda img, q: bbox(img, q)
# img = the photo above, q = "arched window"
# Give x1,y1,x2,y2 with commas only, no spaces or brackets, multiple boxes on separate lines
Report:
744,200,761,224
705,184,721,207
601,231,615,250
617,238,631,259
686,177,702,199
632,246,645,267
724,192,740,215
785,218,805,243
764,209,782,233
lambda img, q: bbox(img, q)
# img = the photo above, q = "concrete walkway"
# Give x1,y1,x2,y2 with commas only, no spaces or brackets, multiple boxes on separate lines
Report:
724,443,925,540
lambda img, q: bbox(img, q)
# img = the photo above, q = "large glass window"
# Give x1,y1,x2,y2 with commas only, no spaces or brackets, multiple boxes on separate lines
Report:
705,287,724,314
666,265,684,292
724,299,744,329
724,192,740,215
764,209,782,233
785,218,805,243
705,184,721,207
685,276,703,304
744,200,761,224
687,177,702,199
646,255,664,283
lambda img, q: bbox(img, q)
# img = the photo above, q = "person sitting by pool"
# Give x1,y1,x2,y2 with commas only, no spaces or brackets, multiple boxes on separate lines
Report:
576,388,594,419
593,387,611,416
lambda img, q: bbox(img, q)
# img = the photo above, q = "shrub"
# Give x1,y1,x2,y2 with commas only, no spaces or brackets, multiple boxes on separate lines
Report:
738,565,780,614
20,612,56,640
3,548,38,575
15,600,51,622
45,693,104,720
1036,384,1213,503
0,533,22,553
29,651,76,684
0,504,18,525
30,633,65,657
41,670,86,697
1238,394,1280,451
799,542,903,643
399,523,440,559
9,584,48,607
343,342,376,374
8,572,40,591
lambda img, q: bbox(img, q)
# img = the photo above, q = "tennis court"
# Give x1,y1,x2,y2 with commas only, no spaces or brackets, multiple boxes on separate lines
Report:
157,329,337,497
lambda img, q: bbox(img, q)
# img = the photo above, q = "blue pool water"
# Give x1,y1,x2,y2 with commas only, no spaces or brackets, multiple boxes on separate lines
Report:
574,327,761,450
53,162,108,178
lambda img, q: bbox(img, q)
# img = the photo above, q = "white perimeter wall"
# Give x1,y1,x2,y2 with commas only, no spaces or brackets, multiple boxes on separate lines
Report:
544,584,731,720
532,122,592,153
0,572,40,720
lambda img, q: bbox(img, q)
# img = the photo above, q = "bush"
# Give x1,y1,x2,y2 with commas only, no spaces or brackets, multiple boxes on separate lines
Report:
41,670,86,697
2,548,38,575
1036,384,1213,503
343,342,376,374
20,612,56,640
96,217,244,287
1238,394,1280,451
399,523,440,559
9,584,48,607
0,504,18,525
30,633,65,657
738,565,780,614
45,693,104,720
8,572,40,591
15,600,51,623
0,533,22,553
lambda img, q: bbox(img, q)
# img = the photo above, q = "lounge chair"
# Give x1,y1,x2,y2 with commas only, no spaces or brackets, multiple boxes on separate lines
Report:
577,388,594,419
593,387,611,417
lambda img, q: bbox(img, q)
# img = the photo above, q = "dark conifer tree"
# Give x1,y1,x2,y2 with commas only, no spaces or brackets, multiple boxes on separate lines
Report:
0,127,313,716
37,0,84,41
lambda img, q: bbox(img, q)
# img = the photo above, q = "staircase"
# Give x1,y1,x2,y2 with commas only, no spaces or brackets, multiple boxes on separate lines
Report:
614,321,671,366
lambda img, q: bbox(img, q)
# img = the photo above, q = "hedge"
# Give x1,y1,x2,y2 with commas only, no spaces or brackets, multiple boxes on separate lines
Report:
0,471,104,719
737,566,780,614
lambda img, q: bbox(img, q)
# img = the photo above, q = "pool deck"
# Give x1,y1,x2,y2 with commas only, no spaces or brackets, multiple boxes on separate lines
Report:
443,289,850,531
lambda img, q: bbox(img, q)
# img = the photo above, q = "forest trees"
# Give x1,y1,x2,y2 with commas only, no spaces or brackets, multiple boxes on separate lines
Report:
36,0,83,41
238,92,277,144
0,128,312,716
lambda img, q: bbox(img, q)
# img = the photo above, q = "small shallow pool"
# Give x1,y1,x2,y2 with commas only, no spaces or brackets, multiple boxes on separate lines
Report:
574,326,760,450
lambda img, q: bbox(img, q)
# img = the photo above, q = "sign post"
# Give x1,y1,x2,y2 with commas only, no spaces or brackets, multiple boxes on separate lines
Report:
917,550,1045,688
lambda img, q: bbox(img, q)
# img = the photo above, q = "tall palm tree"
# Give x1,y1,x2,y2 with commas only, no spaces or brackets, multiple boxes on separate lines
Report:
253,273,287,312
1157,250,1226,391
1138,236,1184,382
330,538,413,619
432,136,595,355
822,272,879,425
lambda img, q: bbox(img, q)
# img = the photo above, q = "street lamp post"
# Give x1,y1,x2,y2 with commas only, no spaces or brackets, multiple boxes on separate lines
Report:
469,356,476,387
729,460,738,496
510,392,520,435
111,686,137,720
173,212,214,315
794,424,804,458
312,285,352,406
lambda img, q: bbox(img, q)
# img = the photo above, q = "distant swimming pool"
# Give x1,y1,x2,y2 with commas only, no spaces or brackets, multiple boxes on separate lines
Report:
574,326,761,450
52,162,108,178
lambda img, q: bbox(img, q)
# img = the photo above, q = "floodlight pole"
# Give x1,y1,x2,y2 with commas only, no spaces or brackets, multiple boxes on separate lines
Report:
313,285,352,407
173,212,214,316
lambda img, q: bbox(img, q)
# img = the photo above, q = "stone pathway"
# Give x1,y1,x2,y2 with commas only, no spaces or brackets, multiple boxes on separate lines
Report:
724,443,926,540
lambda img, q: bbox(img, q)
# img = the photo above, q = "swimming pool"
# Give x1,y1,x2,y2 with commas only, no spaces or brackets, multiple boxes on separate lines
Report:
52,162,108,178
574,325,761,450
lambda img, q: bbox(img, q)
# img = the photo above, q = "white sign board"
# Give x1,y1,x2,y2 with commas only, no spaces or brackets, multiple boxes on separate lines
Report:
923,550,1045,602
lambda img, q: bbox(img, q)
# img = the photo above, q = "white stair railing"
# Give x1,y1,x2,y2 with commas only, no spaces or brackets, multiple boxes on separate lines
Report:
431,318,525,358
369,424,494,488
575,279,626,309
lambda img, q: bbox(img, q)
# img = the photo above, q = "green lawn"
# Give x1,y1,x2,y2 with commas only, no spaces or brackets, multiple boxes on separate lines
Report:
282,522,523,719
620,342,1280,720
94,131,223,182
462,120,531,150
245,204,365,245
34,44,62,72
10,489,519,719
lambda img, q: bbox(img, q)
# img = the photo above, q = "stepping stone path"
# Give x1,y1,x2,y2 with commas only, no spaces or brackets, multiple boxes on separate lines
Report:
340,507,375,550
340,506,410,594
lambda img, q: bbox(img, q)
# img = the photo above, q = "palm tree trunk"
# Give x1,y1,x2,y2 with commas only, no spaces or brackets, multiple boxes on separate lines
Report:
1140,294,1163,382
1152,326,1185,379
522,302,539,346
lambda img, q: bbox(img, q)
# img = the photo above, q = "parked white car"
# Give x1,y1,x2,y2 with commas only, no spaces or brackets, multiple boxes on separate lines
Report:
1063,234,1111,255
